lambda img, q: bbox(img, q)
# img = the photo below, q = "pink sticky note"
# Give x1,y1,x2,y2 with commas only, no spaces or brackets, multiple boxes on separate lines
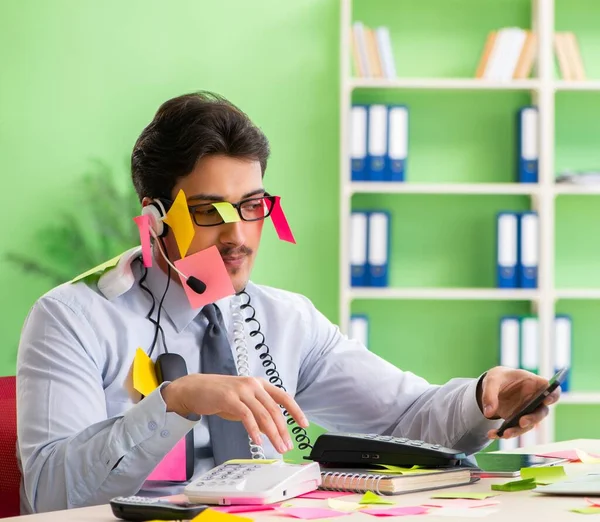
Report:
362,506,429,517
587,498,600,507
297,491,353,500
277,507,350,519
423,500,500,509
173,245,235,309
147,437,187,481
213,505,278,514
133,215,152,267
537,449,600,462
269,196,296,244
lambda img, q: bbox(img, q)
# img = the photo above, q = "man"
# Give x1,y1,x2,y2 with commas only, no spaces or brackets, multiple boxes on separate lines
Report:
17,91,559,514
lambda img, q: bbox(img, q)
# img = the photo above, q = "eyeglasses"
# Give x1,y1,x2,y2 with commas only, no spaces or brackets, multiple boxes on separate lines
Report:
163,194,277,227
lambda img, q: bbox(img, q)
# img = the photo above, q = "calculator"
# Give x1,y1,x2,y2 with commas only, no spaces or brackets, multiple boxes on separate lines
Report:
183,459,322,505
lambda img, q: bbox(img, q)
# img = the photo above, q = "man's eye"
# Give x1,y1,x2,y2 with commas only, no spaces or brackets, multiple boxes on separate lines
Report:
197,207,217,216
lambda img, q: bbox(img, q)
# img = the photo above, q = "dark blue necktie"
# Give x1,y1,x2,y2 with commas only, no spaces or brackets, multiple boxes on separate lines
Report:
201,304,252,464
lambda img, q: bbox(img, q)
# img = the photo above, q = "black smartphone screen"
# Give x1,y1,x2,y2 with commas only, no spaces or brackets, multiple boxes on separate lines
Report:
495,368,568,437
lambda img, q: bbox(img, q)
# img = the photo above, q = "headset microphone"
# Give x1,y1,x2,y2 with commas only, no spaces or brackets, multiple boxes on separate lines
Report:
186,276,207,295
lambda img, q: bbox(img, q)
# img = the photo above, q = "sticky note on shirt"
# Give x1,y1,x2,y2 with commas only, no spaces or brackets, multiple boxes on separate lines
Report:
164,189,195,258
212,202,240,223
133,215,152,267
520,466,566,485
359,491,395,505
133,348,158,397
491,477,536,492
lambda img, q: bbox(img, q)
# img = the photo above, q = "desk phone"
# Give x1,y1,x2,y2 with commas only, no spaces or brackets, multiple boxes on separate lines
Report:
183,459,322,505
307,432,468,468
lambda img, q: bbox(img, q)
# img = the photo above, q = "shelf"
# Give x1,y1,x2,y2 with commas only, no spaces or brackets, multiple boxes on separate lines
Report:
559,392,600,405
349,288,539,301
554,81,600,92
554,185,600,195
555,289,600,300
349,182,538,196
349,78,540,91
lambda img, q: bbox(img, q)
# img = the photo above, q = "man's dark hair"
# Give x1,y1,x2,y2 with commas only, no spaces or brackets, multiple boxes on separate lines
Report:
131,91,270,201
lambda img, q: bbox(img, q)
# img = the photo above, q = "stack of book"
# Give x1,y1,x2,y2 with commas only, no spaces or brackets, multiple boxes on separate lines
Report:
351,21,396,79
554,32,586,81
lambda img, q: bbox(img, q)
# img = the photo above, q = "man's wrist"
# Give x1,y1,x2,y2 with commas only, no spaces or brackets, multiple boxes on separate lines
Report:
160,381,190,418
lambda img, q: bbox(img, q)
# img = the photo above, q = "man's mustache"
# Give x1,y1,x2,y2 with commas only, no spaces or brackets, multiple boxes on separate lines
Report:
219,246,253,257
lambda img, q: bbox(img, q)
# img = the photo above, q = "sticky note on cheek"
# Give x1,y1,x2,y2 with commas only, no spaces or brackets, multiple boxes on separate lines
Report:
133,348,159,397
133,215,152,267
212,202,240,223
164,189,195,258
269,196,296,244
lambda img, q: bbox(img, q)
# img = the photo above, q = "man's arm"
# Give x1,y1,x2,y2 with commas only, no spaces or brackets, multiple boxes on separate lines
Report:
294,302,501,454
17,295,197,512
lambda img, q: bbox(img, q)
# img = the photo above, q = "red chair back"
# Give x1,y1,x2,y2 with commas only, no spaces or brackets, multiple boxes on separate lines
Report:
0,376,20,517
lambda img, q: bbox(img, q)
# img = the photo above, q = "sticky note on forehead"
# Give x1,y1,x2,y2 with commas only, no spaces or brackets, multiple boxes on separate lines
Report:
163,189,195,258
269,196,296,244
212,202,240,223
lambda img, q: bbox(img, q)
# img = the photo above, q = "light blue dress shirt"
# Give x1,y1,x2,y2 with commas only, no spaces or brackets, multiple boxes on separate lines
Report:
17,253,500,514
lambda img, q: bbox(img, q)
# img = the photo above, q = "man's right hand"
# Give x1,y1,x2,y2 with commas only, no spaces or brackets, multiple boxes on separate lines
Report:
160,374,308,454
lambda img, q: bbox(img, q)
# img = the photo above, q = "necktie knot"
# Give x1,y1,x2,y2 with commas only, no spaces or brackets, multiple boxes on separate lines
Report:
202,303,222,335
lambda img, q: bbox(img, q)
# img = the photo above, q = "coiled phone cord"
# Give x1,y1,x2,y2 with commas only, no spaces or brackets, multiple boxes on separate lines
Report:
230,290,313,459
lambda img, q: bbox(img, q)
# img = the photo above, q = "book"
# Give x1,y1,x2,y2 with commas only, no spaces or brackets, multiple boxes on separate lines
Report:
318,466,474,495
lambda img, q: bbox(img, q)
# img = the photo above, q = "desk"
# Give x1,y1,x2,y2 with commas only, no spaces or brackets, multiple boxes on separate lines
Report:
11,440,600,522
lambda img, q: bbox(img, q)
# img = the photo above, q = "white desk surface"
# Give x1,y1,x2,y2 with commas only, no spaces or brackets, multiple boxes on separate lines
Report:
11,439,600,522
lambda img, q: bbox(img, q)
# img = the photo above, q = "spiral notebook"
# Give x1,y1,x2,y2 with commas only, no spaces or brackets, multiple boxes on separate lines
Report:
318,467,474,495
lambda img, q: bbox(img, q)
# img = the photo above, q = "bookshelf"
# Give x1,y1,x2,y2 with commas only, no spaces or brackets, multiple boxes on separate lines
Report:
338,0,600,447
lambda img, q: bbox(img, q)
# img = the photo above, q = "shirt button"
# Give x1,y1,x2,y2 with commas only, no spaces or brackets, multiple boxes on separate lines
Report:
160,429,170,438
148,421,158,431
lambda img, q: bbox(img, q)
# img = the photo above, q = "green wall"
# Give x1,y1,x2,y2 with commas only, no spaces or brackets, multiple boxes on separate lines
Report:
1,0,599,448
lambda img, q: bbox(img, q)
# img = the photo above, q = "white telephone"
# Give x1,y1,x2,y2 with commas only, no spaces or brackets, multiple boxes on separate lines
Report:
183,459,322,505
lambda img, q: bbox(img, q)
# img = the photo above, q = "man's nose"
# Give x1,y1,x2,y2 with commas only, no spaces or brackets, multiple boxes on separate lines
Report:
219,220,246,247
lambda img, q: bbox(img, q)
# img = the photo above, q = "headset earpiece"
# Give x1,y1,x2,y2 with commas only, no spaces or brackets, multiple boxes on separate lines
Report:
141,200,168,238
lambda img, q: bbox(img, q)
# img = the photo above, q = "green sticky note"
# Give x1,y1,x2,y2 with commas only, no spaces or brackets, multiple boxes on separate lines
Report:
491,478,536,492
571,506,600,514
430,492,498,500
70,252,123,284
520,466,567,485
212,202,240,223
359,491,395,505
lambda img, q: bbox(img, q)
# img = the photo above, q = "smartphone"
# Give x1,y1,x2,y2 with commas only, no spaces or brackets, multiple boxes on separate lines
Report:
496,367,568,437
110,495,208,521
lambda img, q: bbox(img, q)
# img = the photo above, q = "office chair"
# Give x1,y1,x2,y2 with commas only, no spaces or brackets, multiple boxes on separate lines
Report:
0,376,20,518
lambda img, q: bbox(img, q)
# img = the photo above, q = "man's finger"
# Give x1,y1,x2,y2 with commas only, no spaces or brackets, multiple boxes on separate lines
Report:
233,402,262,446
544,388,561,406
244,396,288,454
518,405,549,430
255,387,293,451
266,384,309,428
481,372,502,418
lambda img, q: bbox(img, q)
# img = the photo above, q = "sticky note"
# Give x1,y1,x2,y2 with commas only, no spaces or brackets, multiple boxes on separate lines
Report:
433,508,499,518
571,507,600,514
192,509,252,522
133,215,152,267
520,466,566,485
587,498,600,507
423,499,500,509
146,437,187,481
327,499,365,512
431,492,498,500
174,245,235,309
577,450,600,464
212,202,240,223
537,449,600,463
299,491,353,500
164,189,195,258
270,196,296,244
277,507,350,519
359,491,395,505
491,477,536,492
369,465,434,475
361,506,429,516
213,506,277,514
70,252,122,284
132,348,158,397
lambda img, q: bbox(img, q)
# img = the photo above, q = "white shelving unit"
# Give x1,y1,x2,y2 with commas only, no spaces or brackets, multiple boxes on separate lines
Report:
338,0,600,446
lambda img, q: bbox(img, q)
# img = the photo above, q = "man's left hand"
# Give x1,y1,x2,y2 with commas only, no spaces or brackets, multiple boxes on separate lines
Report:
477,366,561,439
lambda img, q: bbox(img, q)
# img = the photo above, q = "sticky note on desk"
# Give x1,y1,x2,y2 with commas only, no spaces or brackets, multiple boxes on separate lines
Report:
361,506,429,516
571,506,600,514
192,509,252,522
431,492,499,500
491,477,536,492
277,507,350,519
359,491,395,505
298,491,353,500
520,466,566,485
327,499,365,512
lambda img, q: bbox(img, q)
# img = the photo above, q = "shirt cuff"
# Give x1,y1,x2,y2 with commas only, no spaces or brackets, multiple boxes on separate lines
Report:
461,376,503,434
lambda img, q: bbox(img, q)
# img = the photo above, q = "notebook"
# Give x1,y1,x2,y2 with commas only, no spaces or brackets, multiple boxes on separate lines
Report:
318,466,474,496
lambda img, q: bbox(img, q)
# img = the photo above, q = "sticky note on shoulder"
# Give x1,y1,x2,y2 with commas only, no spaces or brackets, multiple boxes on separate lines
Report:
133,348,159,397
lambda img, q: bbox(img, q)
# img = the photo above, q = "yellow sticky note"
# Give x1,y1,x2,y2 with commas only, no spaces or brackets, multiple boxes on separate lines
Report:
70,253,122,283
163,189,195,258
369,464,435,475
571,507,600,514
520,466,567,485
327,499,366,512
133,348,159,397
576,449,600,464
212,202,240,223
359,491,395,505
192,509,251,522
